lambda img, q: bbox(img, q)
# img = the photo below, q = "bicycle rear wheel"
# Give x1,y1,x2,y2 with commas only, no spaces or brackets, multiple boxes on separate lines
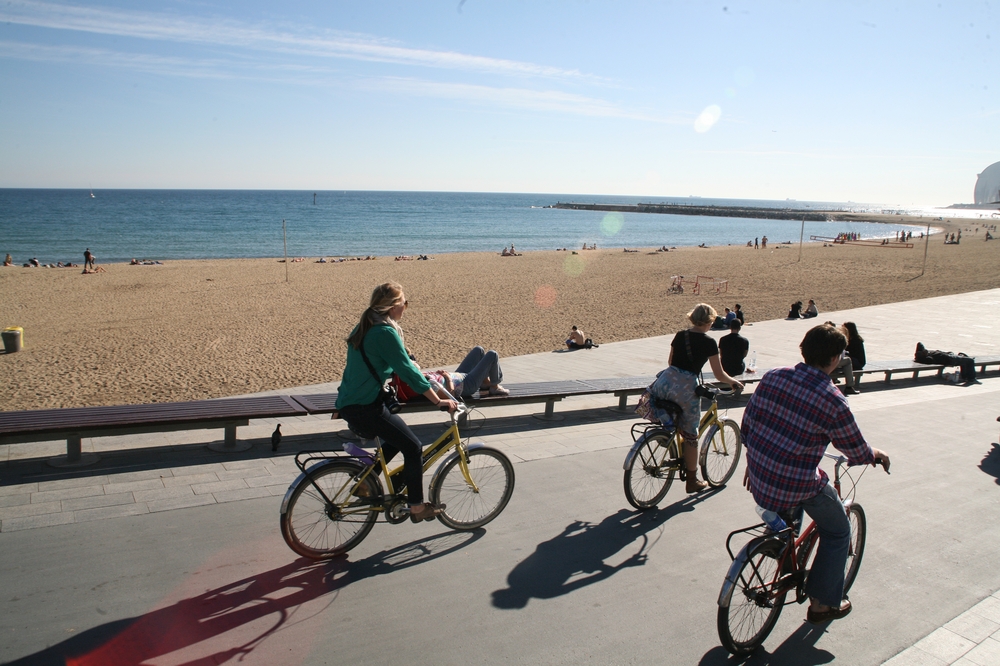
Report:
718,539,788,657
700,418,742,487
430,448,515,530
623,431,678,510
280,462,379,559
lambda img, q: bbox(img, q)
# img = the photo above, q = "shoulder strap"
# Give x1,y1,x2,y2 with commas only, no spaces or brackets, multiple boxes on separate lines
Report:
685,330,706,383
357,329,386,386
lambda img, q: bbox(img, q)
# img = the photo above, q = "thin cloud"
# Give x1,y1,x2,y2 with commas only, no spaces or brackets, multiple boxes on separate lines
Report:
0,0,599,82
363,77,688,123
0,40,331,82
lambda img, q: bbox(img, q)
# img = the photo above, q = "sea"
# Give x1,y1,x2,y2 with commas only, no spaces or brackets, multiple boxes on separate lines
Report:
0,189,941,264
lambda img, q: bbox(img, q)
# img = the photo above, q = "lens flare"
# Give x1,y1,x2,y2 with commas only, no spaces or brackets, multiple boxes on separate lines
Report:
600,212,624,237
563,253,585,277
534,285,557,308
734,65,755,87
694,105,722,133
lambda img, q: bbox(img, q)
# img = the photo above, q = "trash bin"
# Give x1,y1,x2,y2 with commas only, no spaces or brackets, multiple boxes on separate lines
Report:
2,326,23,353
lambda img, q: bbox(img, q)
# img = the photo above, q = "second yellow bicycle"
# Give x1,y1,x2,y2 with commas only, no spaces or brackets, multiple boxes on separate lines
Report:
623,383,742,509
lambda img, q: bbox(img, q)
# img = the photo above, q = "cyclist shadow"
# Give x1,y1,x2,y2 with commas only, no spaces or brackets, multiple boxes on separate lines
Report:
980,442,1000,486
491,488,722,609
699,622,833,665
5,529,483,666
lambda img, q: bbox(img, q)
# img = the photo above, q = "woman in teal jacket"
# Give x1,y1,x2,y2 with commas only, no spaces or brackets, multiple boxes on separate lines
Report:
336,282,457,523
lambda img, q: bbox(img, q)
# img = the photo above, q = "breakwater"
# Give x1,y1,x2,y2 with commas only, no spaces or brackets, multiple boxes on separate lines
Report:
551,201,832,221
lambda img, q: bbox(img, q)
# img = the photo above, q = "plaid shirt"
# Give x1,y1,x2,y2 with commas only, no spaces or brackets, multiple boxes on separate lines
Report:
742,362,874,511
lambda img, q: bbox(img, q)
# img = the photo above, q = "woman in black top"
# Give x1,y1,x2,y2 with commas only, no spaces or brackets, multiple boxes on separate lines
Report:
843,322,866,381
649,304,744,492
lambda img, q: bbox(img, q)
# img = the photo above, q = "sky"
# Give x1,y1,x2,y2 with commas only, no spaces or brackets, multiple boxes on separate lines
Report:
0,1,997,205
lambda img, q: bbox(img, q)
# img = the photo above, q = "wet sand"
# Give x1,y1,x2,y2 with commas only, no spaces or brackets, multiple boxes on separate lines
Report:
2,219,997,411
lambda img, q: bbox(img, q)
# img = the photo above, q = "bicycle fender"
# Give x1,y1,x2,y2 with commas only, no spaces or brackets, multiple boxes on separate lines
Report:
279,459,365,516
623,431,657,471
718,535,775,607
428,443,491,489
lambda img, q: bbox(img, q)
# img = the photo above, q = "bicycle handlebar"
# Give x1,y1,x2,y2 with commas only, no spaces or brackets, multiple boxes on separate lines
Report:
824,451,890,474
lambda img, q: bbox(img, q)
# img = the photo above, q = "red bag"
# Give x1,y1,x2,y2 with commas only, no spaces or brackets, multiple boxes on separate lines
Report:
389,374,420,402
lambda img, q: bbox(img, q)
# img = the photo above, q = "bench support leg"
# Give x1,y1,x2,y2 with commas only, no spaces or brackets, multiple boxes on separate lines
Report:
607,393,632,413
47,434,100,468
207,424,252,453
533,399,564,422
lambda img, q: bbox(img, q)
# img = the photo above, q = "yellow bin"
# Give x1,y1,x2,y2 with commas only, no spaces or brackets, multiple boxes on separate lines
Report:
2,326,23,353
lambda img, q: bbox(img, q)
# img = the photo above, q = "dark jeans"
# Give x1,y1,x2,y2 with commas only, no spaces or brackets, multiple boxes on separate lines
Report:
339,402,424,505
798,483,851,607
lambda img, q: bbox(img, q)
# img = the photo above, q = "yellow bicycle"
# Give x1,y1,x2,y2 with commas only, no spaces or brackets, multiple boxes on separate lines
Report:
280,401,515,559
623,384,742,509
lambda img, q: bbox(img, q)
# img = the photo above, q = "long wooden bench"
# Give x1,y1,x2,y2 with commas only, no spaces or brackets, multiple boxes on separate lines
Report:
0,395,307,467
856,355,1000,384
293,379,612,421
5,355,997,468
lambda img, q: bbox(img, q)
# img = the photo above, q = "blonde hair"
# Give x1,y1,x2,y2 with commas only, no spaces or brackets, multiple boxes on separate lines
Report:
687,303,717,327
347,282,406,350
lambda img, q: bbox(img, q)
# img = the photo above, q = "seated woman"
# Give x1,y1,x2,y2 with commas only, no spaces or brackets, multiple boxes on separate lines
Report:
802,299,819,318
787,301,803,319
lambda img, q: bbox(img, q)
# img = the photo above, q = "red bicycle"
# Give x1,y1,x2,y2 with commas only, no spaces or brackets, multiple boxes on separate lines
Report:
716,452,887,657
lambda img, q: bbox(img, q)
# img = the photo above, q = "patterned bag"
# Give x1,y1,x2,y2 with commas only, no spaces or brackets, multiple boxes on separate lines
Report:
634,388,655,421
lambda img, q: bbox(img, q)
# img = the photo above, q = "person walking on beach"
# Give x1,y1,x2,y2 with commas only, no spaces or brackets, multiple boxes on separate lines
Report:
754,237,759,250
84,248,95,271
761,236,768,249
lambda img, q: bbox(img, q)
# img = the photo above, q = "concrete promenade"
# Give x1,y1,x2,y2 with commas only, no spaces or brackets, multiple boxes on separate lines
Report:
1,289,999,664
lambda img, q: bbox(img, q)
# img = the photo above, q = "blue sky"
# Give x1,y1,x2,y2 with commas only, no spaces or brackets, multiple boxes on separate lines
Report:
0,1,996,204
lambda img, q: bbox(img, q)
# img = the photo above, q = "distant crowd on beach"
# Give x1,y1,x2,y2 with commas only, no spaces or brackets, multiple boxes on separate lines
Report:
4,247,106,272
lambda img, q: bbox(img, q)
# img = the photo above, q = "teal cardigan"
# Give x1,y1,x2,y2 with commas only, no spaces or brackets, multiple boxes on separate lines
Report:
335,325,432,409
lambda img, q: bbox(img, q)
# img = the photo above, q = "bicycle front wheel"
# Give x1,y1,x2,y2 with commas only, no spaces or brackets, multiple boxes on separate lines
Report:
430,448,515,530
718,539,788,657
701,418,742,487
280,462,379,559
623,431,678,510
843,504,867,593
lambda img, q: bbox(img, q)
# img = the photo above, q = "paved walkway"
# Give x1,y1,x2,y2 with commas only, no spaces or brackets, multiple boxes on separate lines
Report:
2,288,999,664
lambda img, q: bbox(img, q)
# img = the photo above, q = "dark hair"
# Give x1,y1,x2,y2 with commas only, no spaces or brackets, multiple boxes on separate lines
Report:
842,321,863,343
728,319,742,331
799,324,847,368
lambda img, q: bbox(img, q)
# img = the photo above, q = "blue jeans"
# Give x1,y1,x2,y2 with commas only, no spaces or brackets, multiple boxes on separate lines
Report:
799,483,851,607
455,347,503,397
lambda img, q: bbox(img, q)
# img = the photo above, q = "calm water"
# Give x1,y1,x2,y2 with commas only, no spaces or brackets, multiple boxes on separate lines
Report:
0,190,930,264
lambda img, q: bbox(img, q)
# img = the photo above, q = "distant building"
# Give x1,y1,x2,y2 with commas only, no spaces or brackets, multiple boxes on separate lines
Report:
974,161,1000,204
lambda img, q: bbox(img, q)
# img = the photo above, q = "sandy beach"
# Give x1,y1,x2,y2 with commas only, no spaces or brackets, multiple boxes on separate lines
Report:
1,218,997,412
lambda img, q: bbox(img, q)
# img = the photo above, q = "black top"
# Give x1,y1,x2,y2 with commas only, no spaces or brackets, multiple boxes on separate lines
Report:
670,330,719,375
846,337,866,370
719,332,750,376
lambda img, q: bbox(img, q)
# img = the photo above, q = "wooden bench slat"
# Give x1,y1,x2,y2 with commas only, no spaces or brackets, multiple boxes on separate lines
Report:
0,395,306,437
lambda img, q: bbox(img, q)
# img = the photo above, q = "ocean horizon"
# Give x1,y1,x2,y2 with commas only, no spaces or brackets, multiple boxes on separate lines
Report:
0,189,941,264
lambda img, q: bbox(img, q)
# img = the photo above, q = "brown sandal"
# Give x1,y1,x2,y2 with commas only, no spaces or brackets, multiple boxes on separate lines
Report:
409,502,446,523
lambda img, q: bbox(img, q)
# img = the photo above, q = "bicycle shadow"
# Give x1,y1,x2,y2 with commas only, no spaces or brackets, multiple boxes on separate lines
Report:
699,622,833,665
491,488,722,609
5,529,483,666
980,442,1000,486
